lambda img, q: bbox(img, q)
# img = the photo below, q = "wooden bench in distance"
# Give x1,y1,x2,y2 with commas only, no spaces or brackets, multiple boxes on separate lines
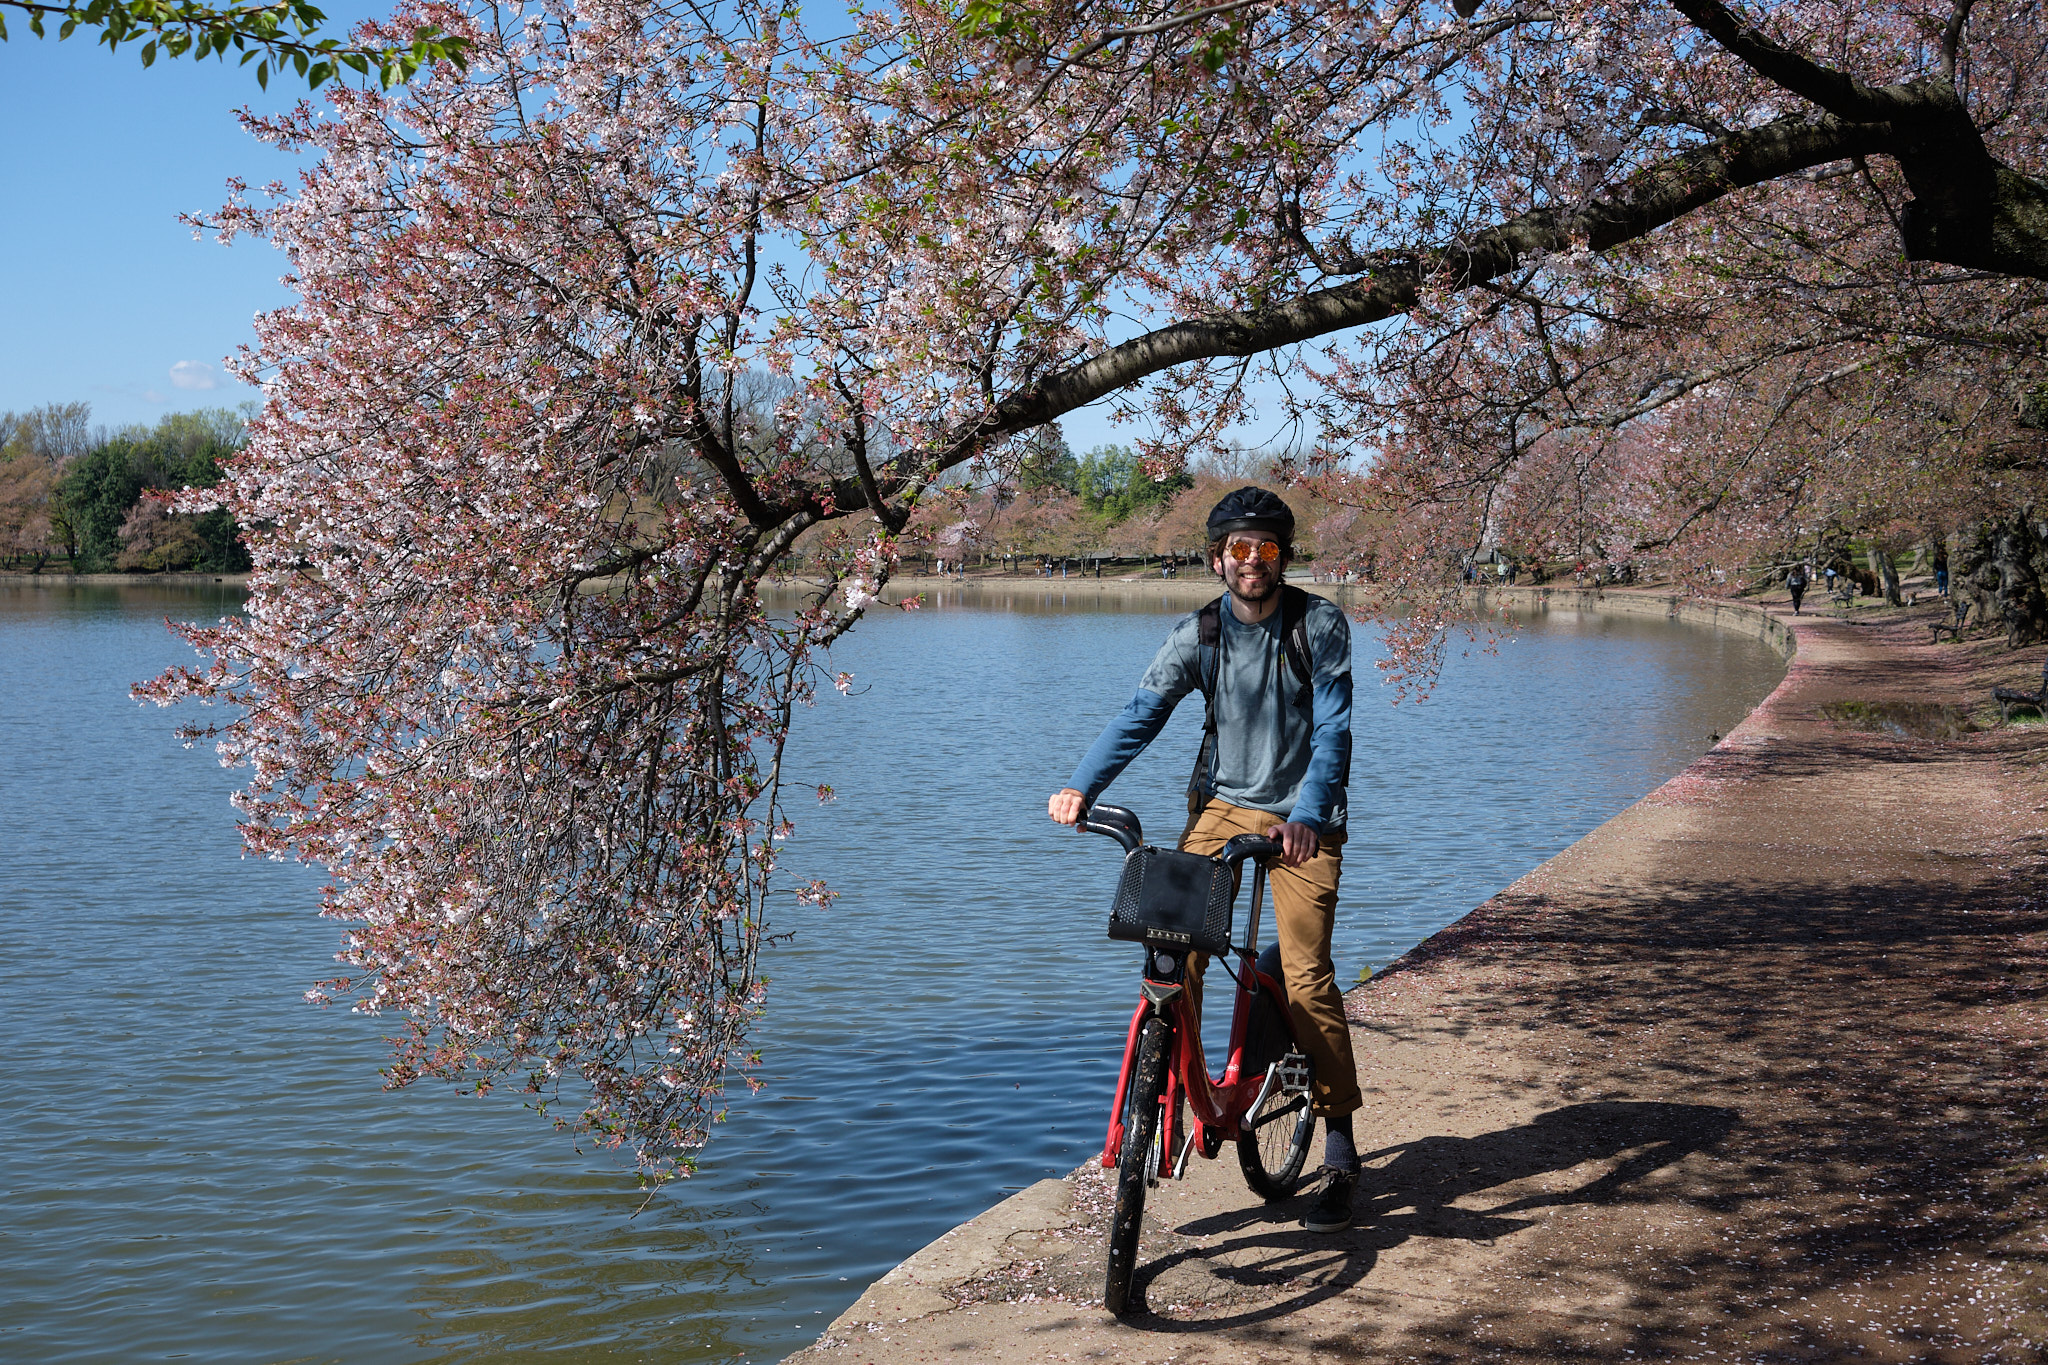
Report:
1992,652,2048,726
1930,600,1972,644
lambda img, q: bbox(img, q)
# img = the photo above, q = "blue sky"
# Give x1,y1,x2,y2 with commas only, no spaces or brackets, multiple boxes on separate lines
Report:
0,27,339,430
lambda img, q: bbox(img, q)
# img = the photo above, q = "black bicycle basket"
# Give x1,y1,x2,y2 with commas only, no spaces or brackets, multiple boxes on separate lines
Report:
1107,846,1236,955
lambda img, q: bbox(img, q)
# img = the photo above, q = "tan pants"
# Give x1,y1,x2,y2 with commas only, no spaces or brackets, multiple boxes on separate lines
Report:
1180,798,1362,1118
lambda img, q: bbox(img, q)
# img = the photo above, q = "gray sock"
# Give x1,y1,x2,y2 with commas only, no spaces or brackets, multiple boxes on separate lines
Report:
1324,1115,1358,1173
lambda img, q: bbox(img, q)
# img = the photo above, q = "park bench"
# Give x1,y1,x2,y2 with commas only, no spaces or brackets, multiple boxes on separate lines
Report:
1830,578,1857,607
1929,599,1971,643
1992,652,2048,726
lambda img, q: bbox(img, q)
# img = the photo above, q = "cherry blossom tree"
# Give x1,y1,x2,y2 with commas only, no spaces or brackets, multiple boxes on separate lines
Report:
0,454,63,570
0,403,89,570
146,0,2047,1174
115,494,210,570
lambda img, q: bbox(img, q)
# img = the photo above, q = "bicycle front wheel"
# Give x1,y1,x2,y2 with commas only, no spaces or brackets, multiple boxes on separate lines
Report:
1105,1016,1169,1315
1237,1048,1316,1201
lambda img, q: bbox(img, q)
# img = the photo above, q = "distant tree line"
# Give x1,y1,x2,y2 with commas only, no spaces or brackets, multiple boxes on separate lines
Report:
1014,433,1194,523
827,425,1371,573
0,403,252,573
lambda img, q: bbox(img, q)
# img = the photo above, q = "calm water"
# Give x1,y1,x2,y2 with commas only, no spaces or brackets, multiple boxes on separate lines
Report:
0,581,1784,1363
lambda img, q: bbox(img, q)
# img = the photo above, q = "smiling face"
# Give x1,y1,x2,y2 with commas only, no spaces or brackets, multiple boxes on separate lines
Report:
1212,529,1285,603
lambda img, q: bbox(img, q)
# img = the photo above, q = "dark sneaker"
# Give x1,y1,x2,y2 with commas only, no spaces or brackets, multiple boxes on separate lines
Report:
1299,1166,1356,1232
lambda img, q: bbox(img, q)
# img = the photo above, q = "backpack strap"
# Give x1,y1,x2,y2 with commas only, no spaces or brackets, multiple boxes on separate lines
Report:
1278,584,1313,710
1196,596,1224,693
1188,597,1224,812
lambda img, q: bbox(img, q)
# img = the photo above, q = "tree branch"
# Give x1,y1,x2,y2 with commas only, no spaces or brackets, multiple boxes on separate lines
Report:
963,112,1893,451
1940,0,1976,80
1668,0,2048,276
1666,0,1926,124
791,94,2048,531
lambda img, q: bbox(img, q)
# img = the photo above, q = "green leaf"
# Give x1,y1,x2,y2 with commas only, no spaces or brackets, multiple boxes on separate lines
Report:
958,0,1013,38
140,38,157,65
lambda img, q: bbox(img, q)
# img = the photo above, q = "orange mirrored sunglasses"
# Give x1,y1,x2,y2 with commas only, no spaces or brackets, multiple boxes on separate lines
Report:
1225,539,1282,564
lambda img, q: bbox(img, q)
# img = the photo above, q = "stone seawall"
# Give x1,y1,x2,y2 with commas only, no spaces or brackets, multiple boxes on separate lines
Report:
1463,583,1797,659
823,573,1801,667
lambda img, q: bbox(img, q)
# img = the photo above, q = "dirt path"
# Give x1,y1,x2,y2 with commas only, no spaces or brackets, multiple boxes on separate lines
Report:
793,603,2048,1364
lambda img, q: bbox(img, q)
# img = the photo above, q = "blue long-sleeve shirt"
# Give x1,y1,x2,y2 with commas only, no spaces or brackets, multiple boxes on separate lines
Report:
1066,594,1352,830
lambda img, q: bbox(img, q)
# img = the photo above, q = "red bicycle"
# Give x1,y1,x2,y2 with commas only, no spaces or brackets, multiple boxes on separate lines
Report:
1075,804,1317,1315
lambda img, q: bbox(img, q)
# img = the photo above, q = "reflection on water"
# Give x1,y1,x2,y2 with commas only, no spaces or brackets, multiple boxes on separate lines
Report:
0,581,1783,1363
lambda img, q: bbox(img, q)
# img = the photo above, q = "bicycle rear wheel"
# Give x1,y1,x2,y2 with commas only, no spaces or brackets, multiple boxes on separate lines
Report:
1237,1048,1316,1201
1105,1016,1169,1315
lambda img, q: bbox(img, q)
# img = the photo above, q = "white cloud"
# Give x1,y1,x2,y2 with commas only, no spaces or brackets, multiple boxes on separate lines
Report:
143,389,167,403
169,360,219,391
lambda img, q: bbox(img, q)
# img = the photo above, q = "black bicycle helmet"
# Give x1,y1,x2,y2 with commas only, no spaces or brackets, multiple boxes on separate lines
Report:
1206,487,1295,543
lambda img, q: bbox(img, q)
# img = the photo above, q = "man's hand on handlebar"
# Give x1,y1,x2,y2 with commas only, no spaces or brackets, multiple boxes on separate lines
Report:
1266,820,1319,866
1048,787,1086,826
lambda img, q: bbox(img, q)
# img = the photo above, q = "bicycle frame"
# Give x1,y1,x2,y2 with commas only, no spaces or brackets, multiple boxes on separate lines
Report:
1099,856,1297,1177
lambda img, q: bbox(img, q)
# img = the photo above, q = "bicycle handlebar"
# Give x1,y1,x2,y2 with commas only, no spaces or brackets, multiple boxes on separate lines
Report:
1076,803,1142,852
1218,833,1282,866
1077,804,1282,868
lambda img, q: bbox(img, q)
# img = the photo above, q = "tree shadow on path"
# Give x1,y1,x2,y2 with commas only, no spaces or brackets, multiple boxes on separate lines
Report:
1120,1100,1735,1329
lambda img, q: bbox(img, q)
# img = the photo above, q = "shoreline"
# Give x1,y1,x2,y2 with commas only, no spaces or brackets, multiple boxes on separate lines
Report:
795,571,1802,649
790,591,2047,1363
0,571,251,587
0,567,1803,666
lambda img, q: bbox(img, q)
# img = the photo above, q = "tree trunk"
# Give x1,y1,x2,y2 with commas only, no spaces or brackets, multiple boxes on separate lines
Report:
1869,547,1904,606
1955,509,2048,645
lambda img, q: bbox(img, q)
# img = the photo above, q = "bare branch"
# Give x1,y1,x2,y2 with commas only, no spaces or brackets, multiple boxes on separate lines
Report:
1668,0,1934,124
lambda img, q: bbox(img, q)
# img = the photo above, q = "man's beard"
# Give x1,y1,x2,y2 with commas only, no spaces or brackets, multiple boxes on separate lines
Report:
1230,568,1280,601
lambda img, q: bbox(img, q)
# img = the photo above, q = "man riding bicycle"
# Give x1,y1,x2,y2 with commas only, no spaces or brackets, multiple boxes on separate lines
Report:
1048,486,1362,1232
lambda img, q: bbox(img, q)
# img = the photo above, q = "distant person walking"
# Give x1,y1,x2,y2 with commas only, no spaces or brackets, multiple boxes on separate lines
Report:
1787,563,1808,615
